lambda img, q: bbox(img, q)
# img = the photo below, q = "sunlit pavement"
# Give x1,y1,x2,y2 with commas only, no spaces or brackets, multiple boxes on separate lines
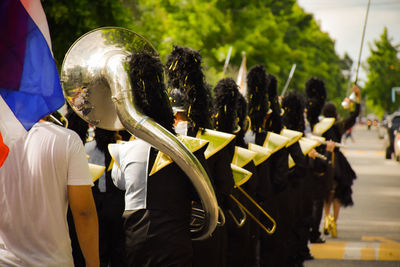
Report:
305,124,400,266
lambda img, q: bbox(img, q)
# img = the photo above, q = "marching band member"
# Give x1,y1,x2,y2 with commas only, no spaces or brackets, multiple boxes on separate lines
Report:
245,65,271,146
85,128,126,267
109,51,198,266
305,77,330,244
166,46,235,267
281,91,310,266
246,69,288,266
319,85,361,238
213,77,259,267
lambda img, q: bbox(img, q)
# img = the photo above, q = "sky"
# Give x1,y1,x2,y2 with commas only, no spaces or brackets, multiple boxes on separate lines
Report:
297,0,400,86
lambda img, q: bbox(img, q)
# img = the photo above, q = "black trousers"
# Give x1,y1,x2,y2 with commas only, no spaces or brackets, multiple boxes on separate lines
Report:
94,190,126,267
259,187,290,267
69,189,126,267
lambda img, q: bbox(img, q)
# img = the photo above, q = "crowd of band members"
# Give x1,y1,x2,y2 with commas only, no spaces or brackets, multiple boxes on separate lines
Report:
64,46,360,267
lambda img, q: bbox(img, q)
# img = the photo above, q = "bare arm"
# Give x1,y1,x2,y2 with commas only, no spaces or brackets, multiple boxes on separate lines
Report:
68,185,99,267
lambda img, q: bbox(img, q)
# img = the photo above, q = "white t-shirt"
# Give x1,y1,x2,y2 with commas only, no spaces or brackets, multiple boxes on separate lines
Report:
0,122,92,267
110,139,151,211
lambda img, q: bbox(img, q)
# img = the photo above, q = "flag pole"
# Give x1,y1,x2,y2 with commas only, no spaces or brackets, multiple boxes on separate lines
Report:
281,64,296,97
354,0,371,85
237,51,247,96
222,46,233,78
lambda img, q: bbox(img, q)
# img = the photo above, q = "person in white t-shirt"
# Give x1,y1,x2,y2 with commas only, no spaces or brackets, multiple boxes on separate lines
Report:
0,117,99,267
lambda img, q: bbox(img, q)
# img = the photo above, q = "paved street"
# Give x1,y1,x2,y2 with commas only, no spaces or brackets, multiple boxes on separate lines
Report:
305,124,400,267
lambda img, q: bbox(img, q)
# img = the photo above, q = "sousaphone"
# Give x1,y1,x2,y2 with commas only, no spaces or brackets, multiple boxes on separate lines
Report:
61,27,218,240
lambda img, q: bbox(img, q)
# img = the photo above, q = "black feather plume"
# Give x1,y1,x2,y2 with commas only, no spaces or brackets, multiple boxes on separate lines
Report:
305,77,327,128
129,51,175,134
281,91,305,133
213,78,240,133
266,74,282,133
247,65,269,133
165,46,212,132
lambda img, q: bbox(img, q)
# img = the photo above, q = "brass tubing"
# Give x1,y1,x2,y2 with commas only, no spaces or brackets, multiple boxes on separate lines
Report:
230,186,277,235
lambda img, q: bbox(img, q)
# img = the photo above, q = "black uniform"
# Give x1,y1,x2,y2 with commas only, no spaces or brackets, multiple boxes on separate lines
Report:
322,103,360,206
192,134,236,267
286,142,308,266
259,146,289,267
86,136,126,267
111,141,208,267
308,149,332,242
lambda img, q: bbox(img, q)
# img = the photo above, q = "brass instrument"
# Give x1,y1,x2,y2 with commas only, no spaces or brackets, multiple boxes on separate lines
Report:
231,146,277,234
61,27,218,240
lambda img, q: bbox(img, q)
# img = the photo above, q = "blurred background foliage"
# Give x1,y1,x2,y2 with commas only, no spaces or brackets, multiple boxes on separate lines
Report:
43,0,400,116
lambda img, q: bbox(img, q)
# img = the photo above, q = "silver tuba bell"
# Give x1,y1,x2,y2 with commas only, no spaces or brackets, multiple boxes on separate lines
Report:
60,27,218,240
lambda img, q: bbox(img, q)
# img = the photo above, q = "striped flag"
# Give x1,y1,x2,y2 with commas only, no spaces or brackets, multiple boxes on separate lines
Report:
0,0,64,167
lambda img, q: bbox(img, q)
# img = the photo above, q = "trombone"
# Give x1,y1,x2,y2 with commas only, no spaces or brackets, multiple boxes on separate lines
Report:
230,147,277,235
192,129,276,234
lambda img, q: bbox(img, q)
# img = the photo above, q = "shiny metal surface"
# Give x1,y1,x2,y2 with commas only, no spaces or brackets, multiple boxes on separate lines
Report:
61,27,218,240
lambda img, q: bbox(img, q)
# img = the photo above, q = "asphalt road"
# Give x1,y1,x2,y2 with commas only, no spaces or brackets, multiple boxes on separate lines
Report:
305,124,400,267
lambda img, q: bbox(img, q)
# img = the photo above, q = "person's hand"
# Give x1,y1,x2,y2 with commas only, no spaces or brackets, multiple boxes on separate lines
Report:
308,149,317,159
326,140,335,152
352,84,360,95
352,84,361,103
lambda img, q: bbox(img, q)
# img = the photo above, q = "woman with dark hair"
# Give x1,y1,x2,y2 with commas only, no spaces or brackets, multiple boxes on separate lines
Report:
320,85,361,238
109,51,197,266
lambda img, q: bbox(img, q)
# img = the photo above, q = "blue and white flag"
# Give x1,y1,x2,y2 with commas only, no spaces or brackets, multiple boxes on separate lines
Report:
0,0,64,167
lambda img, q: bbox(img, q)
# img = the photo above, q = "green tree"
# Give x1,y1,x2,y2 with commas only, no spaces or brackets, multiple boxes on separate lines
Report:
43,0,350,103
364,27,400,115
129,0,348,100
42,0,133,67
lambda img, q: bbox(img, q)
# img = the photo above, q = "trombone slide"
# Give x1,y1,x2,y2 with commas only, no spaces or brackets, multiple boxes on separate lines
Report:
230,186,277,235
